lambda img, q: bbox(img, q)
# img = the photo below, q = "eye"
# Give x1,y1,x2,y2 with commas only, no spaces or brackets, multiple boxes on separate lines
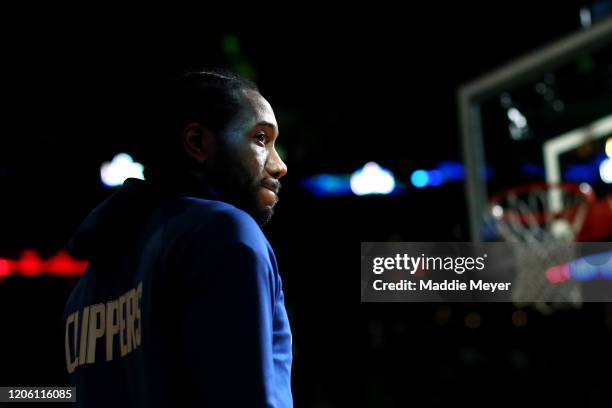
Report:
254,132,266,145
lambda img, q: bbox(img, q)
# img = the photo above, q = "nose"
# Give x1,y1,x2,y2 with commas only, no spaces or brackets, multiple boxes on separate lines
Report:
267,146,288,179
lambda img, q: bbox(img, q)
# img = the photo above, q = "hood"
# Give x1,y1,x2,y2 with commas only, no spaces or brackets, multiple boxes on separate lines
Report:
68,178,161,261
68,175,218,262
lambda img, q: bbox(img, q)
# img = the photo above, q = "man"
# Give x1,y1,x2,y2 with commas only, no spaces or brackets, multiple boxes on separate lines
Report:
63,70,292,407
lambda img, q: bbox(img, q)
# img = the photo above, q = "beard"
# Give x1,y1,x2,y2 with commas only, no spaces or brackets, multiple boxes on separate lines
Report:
199,145,274,226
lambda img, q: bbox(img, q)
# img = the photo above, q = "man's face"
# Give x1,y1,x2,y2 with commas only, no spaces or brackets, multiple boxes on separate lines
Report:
204,88,287,225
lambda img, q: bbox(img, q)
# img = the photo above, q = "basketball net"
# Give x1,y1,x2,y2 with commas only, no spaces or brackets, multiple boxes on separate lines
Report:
487,183,595,314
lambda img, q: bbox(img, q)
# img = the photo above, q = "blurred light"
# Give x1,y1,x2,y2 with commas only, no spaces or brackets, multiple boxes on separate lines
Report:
304,161,465,196
492,205,504,218
232,60,257,81
222,35,241,56
410,170,429,188
545,264,570,284
427,169,445,186
46,251,86,277
500,93,513,109
275,144,287,161
546,252,612,283
600,158,612,184
509,124,526,140
579,182,592,194
465,312,481,329
580,7,592,28
0,250,87,282
507,107,529,140
551,220,572,239
552,100,565,112
571,262,601,281
350,162,395,196
437,161,465,181
100,153,145,188
301,174,352,197
606,137,612,158
408,162,466,188
520,163,545,177
511,310,528,327
0,259,10,279
434,305,451,326
564,161,600,183
544,90,555,102
19,250,43,277
507,108,527,128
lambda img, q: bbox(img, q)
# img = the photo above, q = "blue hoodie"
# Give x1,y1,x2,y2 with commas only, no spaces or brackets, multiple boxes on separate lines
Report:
63,177,293,407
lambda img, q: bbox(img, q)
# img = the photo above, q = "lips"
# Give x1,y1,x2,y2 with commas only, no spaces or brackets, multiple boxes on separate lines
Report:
263,186,278,195
259,180,280,207
261,180,280,195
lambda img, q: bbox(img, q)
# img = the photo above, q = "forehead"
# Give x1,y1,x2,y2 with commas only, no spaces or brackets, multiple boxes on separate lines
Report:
236,88,277,129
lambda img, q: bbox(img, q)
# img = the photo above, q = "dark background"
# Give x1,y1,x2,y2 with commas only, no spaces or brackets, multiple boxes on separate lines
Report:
0,4,611,407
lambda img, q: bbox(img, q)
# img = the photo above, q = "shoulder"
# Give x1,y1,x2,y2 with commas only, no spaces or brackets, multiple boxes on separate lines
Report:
164,198,279,297
176,197,270,254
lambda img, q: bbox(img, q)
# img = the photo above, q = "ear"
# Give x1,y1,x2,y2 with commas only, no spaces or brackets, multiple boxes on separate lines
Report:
181,122,215,163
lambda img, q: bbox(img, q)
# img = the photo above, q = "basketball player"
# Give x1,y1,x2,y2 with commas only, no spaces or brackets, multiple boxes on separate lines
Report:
62,70,292,407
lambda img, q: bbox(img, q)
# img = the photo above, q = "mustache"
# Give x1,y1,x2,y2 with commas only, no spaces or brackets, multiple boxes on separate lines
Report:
260,178,281,194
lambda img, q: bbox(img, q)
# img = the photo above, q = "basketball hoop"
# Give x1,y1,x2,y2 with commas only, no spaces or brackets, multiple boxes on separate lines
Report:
487,182,596,314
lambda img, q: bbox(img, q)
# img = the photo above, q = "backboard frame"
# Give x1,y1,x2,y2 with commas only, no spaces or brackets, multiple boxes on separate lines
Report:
458,17,612,241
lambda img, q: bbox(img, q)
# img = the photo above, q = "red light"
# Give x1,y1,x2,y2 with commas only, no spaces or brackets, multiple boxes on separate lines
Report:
0,259,11,279
546,264,570,284
0,250,87,282
18,250,43,277
47,251,87,277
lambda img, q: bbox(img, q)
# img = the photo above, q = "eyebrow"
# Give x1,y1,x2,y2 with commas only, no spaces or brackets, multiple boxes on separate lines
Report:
255,121,279,137
256,121,277,130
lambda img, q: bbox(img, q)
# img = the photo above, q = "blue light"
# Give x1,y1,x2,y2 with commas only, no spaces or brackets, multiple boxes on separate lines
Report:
411,170,429,188
428,170,445,186
568,251,612,281
520,163,545,177
564,164,598,183
301,174,352,197
437,161,465,181
563,154,608,183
